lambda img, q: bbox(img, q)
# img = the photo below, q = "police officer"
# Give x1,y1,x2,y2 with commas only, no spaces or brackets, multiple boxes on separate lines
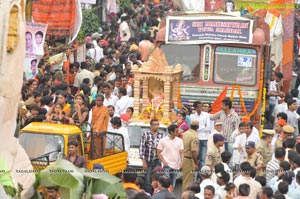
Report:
182,120,199,192
275,125,294,149
256,129,275,168
243,141,263,176
205,134,224,169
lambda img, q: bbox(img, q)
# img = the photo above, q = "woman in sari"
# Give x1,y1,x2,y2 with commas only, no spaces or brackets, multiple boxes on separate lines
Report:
71,94,89,130
55,91,72,117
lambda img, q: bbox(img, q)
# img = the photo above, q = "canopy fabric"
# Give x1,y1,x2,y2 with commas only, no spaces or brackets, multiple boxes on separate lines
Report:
32,0,82,42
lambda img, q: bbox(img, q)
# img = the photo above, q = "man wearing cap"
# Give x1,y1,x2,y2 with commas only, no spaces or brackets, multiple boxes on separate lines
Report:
182,120,199,192
256,129,275,167
207,120,224,153
275,125,294,149
272,119,286,150
205,134,224,168
243,141,263,176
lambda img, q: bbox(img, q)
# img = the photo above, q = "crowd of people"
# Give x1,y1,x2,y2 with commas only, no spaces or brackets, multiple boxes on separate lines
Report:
17,0,300,199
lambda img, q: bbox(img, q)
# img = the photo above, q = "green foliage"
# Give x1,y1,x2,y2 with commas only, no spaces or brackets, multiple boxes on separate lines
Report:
78,9,100,41
38,159,126,199
119,0,132,11
3,185,16,197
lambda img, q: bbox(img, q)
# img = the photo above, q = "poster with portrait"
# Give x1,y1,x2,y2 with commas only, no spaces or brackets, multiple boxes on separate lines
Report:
25,22,48,56
24,56,39,80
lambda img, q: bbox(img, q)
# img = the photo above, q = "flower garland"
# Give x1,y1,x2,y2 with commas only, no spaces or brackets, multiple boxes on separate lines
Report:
237,85,248,115
233,58,264,118
260,87,267,137
230,85,236,101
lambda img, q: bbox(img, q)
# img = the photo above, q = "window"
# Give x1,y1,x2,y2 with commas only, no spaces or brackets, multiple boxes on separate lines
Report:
19,132,64,162
213,46,257,86
161,44,200,82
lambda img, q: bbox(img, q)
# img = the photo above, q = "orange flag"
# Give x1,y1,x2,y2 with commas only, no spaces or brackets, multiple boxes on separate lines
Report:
210,87,228,114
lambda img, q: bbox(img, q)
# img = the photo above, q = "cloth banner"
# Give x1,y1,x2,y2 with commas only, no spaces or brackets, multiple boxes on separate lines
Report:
32,0,82,44
49,53,67,71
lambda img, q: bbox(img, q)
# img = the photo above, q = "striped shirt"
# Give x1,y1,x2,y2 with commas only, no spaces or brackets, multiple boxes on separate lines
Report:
210,109,240,141
139,130,164,162
266,158,280,183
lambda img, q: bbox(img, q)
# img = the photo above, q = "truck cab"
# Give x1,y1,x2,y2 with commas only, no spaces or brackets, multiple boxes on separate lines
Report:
19,122,127,174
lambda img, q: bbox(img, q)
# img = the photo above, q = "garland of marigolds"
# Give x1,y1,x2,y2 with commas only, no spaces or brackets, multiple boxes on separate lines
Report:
260,87,267,137
230,59,265,118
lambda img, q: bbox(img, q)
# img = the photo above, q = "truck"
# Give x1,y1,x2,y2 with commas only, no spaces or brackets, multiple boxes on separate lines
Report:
157,0,296,127
155,11,273,126
19,122,128,175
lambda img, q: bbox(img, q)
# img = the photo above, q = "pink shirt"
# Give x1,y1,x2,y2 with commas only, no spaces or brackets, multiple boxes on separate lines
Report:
157,136,184,169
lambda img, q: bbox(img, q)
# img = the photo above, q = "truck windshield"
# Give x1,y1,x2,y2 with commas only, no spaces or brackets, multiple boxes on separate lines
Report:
213,46,257,86
161,44,200,82
127,126,168,147
19,132,63,162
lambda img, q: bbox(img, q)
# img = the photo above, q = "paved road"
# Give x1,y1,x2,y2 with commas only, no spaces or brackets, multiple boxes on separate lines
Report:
174,180,183,198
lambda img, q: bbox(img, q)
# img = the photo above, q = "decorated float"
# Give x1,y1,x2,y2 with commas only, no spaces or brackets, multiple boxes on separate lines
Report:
131,47,183,124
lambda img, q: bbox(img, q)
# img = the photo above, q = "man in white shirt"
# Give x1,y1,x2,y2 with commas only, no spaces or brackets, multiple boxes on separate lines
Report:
92,38,104,63
199,166,219,198
215,171,230,199
232,122,260,168
119,16,131,42
103,83,118,107
231,122,246,171
115,87,134,116
107,105,115,132
285,99,300,136
157,124,184,189
190,101,211,169
268,71,285,121
73,62,95,89
272,94,291,125
110,116,130,152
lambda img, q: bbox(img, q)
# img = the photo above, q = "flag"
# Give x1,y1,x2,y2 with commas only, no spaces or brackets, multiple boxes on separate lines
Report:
210,87,228,114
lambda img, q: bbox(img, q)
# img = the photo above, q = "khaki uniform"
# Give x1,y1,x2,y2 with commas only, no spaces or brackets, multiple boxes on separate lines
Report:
182,129,199,192
243,152,264,176
205,145,222,167
275,137,283,149
256,140,272,166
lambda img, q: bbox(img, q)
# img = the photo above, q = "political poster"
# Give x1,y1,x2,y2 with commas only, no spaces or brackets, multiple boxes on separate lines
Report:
24,56,38,80
24,22,47,80
25,22,48,56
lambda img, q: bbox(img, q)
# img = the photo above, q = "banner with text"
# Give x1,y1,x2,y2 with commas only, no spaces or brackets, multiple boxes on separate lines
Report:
166,16,253,44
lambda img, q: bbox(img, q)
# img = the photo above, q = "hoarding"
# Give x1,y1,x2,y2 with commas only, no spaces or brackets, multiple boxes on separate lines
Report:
166,16,253,44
